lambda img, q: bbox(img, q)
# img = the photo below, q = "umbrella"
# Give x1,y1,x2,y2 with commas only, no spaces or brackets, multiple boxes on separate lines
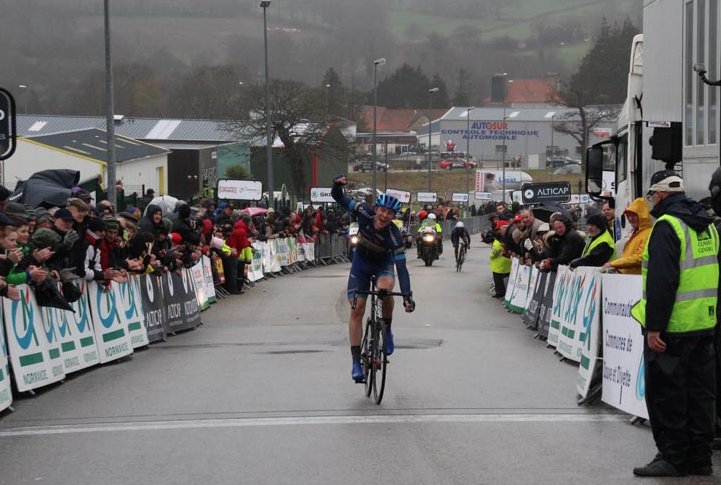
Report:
533,203,573,223
9,169,80,208
240,207,267,217
146,195,179,217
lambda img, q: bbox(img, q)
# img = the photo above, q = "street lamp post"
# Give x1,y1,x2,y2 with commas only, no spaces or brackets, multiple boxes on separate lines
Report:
103,0,117,207
261,0,273,210
325,84,331,114
549,113,554,181
18,85,28,114
501,77,513,203
427,87,439,192
466,106,473,209
372,58,386,198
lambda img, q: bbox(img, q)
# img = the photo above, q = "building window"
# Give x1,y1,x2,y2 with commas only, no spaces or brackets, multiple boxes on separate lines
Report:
697,0,706,145
709,0,718,144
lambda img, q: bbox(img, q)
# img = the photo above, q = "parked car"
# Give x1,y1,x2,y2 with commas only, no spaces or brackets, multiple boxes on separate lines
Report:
440,158,473,170
353,159,389,172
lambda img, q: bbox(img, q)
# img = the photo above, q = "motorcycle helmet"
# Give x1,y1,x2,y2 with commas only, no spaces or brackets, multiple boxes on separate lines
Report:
455,221,464,228
709,166,721,216
375,194,401,212
427,213,436,221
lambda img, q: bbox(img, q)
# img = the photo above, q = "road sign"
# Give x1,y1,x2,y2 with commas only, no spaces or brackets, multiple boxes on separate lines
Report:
416,192,437,203
0,88,17,161
521,182,571,204
386,188,411,203
452,193,469,202
475,192,493,200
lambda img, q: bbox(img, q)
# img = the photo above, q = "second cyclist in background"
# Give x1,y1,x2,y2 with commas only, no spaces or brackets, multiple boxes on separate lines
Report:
451,221,470,262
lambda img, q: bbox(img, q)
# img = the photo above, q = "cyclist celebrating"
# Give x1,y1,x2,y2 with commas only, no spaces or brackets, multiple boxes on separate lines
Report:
451,221,471,262
332,175,415,382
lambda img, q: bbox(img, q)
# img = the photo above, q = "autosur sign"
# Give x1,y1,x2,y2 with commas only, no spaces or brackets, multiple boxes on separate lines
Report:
521,182,571,204
0,87,17,161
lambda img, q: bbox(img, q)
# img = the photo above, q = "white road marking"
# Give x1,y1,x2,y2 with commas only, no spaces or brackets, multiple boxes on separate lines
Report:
0,413,627,437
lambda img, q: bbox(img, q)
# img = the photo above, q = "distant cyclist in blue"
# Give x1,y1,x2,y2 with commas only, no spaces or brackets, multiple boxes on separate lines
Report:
332,175,415,382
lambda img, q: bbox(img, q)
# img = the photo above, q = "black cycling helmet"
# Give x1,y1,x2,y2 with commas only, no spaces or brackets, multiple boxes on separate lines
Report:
709,166,721,216
375,194,401,212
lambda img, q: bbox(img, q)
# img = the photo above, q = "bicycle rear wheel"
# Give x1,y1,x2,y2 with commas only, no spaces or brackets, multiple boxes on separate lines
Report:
372,320,388,404
457,245,466,272
361,318,373,396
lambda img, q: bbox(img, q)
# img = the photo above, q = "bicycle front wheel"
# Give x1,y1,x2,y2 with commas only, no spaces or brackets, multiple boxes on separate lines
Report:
361,318,373,397
372,320,388,404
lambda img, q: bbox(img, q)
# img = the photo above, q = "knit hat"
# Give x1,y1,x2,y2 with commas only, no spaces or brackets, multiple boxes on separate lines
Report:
585,214,607,232
87,218,107,233
169,232,182,245
4,202,29,221
31,228,62,249
103,218,121,232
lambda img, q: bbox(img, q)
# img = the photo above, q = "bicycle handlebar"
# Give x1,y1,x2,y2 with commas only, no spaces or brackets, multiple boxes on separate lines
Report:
351,289,412,309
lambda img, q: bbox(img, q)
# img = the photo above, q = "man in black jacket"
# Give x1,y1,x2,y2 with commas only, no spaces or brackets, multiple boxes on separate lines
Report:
539,215,584,271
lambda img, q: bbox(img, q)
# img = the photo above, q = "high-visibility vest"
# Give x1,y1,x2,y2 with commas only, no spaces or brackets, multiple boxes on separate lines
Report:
631,214,719,333
581,230,617,262
490,239,511,274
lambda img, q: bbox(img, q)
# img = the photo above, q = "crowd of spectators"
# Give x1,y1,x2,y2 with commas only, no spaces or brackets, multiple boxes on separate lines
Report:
478,198,645,299
0,183,364,307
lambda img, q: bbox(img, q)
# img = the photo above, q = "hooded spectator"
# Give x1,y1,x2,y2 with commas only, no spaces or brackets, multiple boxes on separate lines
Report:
540,215,585,271
604,197,653,274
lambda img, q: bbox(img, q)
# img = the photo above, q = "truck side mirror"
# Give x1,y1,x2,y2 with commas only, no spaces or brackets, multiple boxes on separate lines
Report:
586,146,604,196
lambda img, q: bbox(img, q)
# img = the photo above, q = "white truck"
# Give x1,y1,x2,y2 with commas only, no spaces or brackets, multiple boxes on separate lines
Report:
586,0,720,239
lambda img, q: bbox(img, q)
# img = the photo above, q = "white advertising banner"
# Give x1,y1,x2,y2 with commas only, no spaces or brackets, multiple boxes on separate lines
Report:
310,187,335,203
190,261,208,311
601,274,648,419
416,192,437,203
503,257,519,307
216,179,263,201
0,310,12,411
115,278,149,349
557,268,598,363
87,281,134,364
508,263,530,313
386,188,411,204
548,265,571,348
201,255,217,304
474,192,493,200
66,281,100,370
452,193,469,202
573,268,603,397
3,285,65,392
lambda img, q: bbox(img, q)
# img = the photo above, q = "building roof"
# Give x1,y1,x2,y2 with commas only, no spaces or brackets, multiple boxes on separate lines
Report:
18,115,238,143
21,128,170,164
358,106,446,132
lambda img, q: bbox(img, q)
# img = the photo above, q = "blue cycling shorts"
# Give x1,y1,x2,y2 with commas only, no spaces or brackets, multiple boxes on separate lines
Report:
347,253,395,301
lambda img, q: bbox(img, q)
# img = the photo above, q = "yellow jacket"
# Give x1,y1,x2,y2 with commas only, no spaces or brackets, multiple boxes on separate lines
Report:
610,197,652,274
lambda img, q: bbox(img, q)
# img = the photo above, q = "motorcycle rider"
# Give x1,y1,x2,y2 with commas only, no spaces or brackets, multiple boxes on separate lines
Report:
416,213,443,259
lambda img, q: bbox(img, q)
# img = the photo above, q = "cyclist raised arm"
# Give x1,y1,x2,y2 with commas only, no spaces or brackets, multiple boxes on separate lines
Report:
451,221,471,262
331,174,415,383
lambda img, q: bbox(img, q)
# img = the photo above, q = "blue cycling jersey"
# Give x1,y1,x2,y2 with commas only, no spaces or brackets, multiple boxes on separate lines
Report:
332,183,411,297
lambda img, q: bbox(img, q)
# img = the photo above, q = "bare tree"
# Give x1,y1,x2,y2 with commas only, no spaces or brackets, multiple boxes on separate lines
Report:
226,79,349,197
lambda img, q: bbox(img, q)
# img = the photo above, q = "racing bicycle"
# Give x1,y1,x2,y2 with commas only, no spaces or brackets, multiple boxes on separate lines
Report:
352,278,411,404
455,240,467,272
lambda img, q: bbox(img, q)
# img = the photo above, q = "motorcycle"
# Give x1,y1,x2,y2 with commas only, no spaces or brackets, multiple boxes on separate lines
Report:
419,226,439,267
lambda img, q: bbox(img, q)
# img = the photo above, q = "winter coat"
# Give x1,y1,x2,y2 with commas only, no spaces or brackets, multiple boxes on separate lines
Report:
609,197,653,274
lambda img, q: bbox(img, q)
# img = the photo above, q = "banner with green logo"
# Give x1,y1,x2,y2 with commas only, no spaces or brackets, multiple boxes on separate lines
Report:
115,278,149,349
42,281,98,374
0,311,12,411
548,265,572,348
601,274,648,419
87,281,134,363
503,258,519,308
4,285,65,392
574,268,602,397
508,263,531,313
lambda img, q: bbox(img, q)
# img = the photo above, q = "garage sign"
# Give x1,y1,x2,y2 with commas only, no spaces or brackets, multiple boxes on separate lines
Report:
521,182,571,204
0,87,17,161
